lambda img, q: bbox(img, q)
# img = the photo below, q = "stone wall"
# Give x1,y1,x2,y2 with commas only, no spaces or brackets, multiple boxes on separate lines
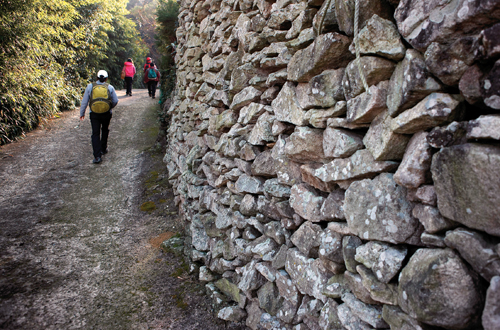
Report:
164,0,500,328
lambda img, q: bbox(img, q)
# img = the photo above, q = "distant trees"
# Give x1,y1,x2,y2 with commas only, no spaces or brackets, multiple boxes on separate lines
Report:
0,0,147,144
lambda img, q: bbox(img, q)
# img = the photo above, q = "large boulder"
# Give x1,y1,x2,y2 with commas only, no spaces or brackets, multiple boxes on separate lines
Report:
386,50,441,118
431,143,500,237
288,33,353,82
344,173,420,244
394,0,500,52
398,248,484,329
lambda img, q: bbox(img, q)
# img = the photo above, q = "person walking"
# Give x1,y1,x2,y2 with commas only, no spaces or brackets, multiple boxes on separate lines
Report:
123,58,136,96
143,57,152,73
80,70,119,164
144,63,160,99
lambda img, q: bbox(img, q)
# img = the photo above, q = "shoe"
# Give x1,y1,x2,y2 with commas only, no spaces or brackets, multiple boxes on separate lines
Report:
93,157,102,164
149,94,152,97
129,93,132,96
101,149,108,156
152,96,155,99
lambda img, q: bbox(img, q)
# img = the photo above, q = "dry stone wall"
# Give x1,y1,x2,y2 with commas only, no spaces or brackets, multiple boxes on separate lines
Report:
164,0,500,328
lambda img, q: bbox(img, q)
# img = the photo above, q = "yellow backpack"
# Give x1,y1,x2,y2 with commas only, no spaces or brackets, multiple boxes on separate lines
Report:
90,83,112,113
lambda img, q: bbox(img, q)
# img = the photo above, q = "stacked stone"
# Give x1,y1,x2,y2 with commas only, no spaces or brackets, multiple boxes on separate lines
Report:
165,0,500,329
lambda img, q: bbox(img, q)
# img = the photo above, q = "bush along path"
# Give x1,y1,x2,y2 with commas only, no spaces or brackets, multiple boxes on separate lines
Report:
0,89,247,330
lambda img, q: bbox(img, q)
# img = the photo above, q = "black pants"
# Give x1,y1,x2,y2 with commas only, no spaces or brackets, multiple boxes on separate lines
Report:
147,81,157,97
90,111,112,158
125,77,133,95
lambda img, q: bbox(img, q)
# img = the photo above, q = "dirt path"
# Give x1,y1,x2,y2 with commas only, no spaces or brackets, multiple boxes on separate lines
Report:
0,89,245,330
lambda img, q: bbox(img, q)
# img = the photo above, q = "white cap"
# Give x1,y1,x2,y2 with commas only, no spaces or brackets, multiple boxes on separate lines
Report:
97,70,108,78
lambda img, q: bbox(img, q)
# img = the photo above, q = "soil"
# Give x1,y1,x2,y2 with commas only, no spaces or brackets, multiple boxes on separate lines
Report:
0,89,248,330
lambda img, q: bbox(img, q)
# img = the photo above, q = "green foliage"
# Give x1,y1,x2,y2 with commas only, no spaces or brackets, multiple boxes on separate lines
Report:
0,0,147,144
156,0,179,103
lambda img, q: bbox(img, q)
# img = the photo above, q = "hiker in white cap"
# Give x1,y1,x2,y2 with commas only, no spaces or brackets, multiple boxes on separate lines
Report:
79,70,119,164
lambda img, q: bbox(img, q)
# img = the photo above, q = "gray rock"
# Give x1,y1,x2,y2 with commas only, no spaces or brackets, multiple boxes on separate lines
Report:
251,235,280,260
264,179,291,199
355,241,407,283
275,270,301,304
288,32,353,82
393,131,432,189
420,232,447,248
257,282,283,316
290,183,325,221
431,143,500,237
343,236,362,273
342,292,388,328
190,214,210,251
287,8,317,40
363,111,411,161
291,221,323,258
323,274,348,299
246,299,264,330
267,2,307,30
319,299,343,330
424,40,474,87
252,151,278,178
271,82,309,126
238,260,267,292
394,0,500,52
263,221,287,245
398,248,484,329
382,305,434,330
296,69,345,110
199,266,218,282
261,86,280,104
300,163,338,193
413,185,437,206
342,56,396,101
320,190,346,221
323,128,364,159
334,0,393,37
386,49,442,118
272,245,289,270
235,174,265,194
285,127,326,163
319,228,344,264
391,93,465,134
467,115,500,141
350,14,406,61
412,204,456,234
297,295,324,324
356,265,398,305
346,82,389,124
327,117,370,130
314,149,399,183
240,143,261,161
277,299,300,325
248,112,276,145
238,103,268,125
309,102,347,128
285,248,332,302
344,173,420,243
218,306,247,322
240,194,258,216
444,228,500,282
459,64,485,106
273,135,304,187
215,278,242,303
337,303,372,330
483,276,500,330
426,121,468,149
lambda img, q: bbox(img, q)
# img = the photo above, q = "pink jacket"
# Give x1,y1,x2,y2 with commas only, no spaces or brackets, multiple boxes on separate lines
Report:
123,62,136,77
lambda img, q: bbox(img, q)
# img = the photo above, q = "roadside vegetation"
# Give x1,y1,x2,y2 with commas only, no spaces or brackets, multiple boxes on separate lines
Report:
0,0,147,144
